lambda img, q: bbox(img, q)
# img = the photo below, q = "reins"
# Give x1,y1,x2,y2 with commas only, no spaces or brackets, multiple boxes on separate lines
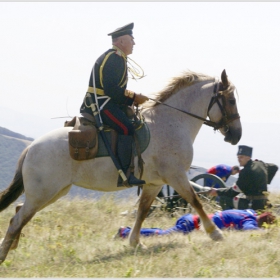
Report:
149,81,240,131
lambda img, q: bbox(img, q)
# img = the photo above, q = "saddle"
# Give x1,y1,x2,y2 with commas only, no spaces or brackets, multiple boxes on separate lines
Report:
64,107,148,166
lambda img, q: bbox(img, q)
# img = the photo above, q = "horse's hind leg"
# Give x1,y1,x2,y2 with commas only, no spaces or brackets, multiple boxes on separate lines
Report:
0,203,25,251
9,203,24,250
129,185,162,248
0,183,73,264
0,203,25,250
0,202,36,264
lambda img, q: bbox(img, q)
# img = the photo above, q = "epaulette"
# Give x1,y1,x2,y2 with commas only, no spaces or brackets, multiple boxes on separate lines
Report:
112,46,126,58
115,49,122,56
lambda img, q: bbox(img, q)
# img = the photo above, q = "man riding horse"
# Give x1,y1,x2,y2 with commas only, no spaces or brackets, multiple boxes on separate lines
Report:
80,22,149,187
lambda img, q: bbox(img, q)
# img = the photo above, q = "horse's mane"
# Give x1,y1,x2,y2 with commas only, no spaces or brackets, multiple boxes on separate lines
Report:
147,71,214,107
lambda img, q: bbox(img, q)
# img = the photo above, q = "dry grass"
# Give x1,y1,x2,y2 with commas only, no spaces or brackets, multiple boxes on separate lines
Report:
1,193,280,277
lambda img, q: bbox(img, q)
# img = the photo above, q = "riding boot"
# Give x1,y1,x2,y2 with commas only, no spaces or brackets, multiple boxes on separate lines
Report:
117,135,146,187
110,130,124,186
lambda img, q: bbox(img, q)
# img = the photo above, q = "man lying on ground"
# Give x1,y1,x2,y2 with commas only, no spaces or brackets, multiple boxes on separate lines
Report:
115,209,276,239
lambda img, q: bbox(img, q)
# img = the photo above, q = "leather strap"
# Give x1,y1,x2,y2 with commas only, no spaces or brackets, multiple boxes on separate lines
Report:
246,195,267,200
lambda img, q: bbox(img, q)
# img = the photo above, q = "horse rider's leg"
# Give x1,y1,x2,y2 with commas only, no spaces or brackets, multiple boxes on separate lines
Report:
0,201,36,264
128,185,162,248
171,179,223,241
9,203,24,250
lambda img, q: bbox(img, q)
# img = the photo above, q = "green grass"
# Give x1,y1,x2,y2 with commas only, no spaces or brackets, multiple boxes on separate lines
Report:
1,194,280,277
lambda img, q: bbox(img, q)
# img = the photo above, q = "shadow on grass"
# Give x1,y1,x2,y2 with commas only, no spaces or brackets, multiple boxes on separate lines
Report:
86,240,183,264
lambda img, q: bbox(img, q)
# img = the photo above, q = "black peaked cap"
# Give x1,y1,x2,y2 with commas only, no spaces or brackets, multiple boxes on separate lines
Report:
108,22,134,39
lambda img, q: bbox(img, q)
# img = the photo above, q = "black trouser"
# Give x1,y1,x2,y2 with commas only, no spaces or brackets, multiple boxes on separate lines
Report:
101,104,135,136
101,104,134,174
219,196,234,210
220,196,270,210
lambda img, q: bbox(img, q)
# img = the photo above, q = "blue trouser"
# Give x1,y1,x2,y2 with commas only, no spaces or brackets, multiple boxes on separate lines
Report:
120,214,197,238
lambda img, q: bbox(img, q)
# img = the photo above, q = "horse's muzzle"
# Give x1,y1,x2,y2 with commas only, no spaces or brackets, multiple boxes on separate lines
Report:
224,127,242,145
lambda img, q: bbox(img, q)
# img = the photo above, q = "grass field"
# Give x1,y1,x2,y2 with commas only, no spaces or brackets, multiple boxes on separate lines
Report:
1,193,280,277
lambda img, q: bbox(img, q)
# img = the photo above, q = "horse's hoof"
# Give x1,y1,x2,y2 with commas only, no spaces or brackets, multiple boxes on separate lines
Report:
209,228,224,241
136,242,147,250
10,241,18,250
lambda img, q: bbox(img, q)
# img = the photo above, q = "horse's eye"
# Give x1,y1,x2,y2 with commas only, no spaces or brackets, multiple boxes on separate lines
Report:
229,99,236,105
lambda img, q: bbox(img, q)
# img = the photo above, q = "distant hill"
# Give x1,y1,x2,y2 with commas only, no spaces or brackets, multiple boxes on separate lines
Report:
0,127,34,142
0,127,33,190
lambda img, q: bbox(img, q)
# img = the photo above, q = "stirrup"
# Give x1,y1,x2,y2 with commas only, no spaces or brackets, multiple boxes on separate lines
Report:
128,173,146,186
117,174,146,187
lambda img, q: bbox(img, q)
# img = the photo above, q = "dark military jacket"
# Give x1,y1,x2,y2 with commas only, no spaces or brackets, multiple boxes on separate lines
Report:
217,159,268,197
80,47,134,115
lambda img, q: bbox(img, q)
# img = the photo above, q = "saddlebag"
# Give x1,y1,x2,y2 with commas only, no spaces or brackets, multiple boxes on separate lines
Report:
68,117,98,161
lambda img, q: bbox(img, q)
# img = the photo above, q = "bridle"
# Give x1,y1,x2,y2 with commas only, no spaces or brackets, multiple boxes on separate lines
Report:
205,80,240,131
149,79,240,132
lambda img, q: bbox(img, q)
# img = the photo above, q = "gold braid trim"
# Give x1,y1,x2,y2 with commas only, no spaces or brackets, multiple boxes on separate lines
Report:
127,57,145,80
99,51,115,88
112,45,145,81
112,45,127,87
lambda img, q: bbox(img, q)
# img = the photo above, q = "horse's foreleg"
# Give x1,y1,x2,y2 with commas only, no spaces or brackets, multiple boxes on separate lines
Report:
0,203,35,264
174,183,223,241
190,188,223,240
129,186,162,248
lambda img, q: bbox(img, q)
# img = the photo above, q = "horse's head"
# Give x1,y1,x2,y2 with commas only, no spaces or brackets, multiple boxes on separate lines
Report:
207,70,242,145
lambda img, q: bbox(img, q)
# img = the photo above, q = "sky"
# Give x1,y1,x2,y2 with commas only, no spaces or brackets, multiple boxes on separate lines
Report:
1,2,280,190
1,2,280,122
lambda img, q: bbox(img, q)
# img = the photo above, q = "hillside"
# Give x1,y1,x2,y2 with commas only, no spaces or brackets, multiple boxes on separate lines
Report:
0,126,34,142
0,127,33,190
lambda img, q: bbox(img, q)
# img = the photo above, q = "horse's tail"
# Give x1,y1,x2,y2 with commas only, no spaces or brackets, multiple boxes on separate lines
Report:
0,146,29,212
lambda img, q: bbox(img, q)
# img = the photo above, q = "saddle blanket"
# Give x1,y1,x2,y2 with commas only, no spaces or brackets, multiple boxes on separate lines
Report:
96,122,150,158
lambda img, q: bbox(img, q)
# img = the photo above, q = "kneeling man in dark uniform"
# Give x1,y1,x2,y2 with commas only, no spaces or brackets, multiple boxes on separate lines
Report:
209,145,278,210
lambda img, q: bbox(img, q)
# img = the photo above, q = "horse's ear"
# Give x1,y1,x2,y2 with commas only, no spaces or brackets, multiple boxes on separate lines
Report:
221,69,229,88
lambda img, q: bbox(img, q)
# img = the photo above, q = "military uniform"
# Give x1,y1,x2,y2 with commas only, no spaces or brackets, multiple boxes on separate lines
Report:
80,23,148,187
80,32,136,135
205,164,233,188
217,146,278,210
